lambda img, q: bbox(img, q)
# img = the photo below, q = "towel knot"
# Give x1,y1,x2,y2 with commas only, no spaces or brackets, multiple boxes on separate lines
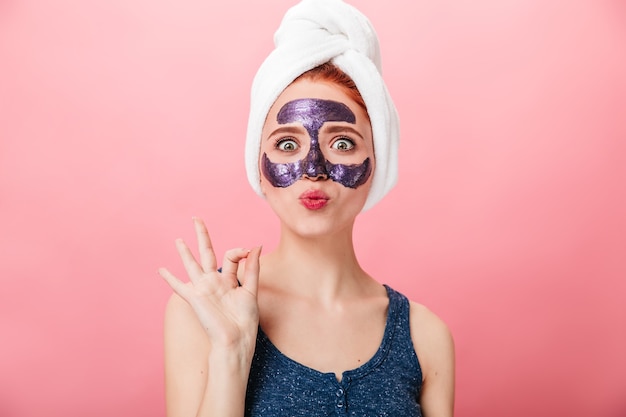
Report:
274,0,382,72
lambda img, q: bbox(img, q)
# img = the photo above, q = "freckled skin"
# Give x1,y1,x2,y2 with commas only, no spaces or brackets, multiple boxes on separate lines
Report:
261,98,372,189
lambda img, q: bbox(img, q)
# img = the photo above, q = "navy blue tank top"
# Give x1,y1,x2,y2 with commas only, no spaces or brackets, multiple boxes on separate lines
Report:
245,285,423,416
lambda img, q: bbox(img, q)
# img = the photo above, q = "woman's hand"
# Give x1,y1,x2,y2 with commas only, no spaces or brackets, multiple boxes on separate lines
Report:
159,217,262,352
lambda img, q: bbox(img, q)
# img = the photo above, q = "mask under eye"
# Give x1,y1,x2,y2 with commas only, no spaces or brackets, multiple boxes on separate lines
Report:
331,137,355,151
276,138,299,152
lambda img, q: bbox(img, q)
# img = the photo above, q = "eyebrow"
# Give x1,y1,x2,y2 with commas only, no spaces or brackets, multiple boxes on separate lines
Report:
322,125,365,141
266,126,306,141
266,124,366,141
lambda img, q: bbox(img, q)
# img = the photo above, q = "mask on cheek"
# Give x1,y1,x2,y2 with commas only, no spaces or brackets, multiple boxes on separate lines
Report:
261,98,372,189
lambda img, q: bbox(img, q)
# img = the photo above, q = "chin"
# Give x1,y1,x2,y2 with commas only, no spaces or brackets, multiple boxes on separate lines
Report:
284,219,351,240
278,203,363,240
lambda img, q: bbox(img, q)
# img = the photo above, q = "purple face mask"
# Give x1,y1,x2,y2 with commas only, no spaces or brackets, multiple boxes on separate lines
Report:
261,98,372,189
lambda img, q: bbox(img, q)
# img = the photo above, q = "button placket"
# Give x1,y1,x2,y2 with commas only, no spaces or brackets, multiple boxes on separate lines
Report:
333,376,351,415
336,387,345,407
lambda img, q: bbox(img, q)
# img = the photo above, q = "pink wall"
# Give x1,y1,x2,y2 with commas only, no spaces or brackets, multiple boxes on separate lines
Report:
1,0,624,416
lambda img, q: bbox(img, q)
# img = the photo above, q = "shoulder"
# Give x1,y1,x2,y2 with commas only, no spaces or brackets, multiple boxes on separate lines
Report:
164,292,196,327
164,293,210,354
407,300,455,378
408,301,454,347
407,299,455,415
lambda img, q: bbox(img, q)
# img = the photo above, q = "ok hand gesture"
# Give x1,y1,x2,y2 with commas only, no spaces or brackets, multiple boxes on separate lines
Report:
159,218,262,350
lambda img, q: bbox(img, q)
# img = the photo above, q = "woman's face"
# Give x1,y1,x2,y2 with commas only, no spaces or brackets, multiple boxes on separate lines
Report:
259,78,374,237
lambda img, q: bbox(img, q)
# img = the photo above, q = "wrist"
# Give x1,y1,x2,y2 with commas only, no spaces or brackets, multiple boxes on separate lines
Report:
209,332,257,374
202,345,254,417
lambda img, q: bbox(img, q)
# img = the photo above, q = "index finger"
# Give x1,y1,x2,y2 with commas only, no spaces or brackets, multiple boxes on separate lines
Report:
240,245,262,296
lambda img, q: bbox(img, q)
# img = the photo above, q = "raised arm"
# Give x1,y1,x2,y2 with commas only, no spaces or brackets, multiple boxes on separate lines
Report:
160,218,261,417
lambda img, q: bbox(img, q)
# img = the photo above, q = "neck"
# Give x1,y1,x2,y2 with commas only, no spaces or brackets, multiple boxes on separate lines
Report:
260,223,372,301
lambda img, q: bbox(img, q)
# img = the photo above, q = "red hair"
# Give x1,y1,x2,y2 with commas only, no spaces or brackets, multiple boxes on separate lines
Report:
294,62,368,119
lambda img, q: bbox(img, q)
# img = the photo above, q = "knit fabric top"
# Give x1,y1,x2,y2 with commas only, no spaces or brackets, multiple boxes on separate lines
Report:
245,285,423,416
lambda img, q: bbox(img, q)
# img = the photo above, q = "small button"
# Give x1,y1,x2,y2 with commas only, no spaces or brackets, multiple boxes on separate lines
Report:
337,401,344,408
336,388,344,397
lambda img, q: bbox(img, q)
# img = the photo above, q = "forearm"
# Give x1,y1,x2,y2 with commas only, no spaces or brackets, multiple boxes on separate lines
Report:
163,295,258,417
195,346,254,417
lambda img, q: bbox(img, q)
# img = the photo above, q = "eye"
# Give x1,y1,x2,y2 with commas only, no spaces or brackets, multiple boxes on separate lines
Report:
276,138,299,152
332,137,355,151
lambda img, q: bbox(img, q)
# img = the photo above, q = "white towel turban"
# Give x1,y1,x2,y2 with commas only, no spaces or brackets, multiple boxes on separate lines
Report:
245,0,400,211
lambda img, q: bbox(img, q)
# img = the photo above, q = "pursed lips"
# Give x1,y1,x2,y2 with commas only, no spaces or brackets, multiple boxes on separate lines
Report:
299,190,329,210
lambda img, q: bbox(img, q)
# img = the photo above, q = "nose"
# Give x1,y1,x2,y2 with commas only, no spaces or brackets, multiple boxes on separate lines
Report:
302,146,328,181
304,171,328,181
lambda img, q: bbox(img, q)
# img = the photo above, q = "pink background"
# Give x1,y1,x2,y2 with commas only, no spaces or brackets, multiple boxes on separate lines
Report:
1,0,625,416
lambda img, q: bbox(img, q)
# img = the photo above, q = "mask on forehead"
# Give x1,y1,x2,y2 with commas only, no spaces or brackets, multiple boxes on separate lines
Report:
261,98,372,189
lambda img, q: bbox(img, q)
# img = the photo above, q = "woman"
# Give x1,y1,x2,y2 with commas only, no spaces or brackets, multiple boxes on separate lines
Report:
159,1,455,416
